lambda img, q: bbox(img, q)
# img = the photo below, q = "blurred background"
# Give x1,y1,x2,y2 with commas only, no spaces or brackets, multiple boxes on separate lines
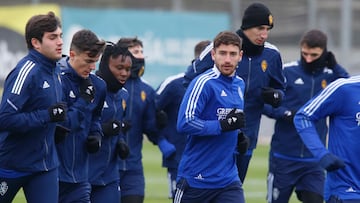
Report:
0,0,359,141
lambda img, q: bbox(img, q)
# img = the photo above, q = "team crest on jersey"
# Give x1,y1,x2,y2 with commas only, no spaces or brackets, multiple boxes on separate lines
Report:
0,181,8,196
321,79,327,89
122,99,126,110
141,91,146,102
261,60,268,72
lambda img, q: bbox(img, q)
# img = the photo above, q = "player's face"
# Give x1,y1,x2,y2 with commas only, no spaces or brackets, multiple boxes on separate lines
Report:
109,54,132,84
33,27,63,61
69,50,101,78
128,45,144,59
243,25,271,46
211,44,242,76
301,45,324,63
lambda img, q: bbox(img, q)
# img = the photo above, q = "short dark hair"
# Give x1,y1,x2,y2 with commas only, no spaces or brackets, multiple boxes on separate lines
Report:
194,40,211,58
300,29,327,49
25,11,61,49
116,37,143,49
213,31,242,51
70,29,106,57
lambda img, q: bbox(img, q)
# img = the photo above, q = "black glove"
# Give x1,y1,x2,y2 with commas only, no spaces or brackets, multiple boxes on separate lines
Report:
261,87,282,108
325,51,337,69
48,102,67,122
79,77,95,103
220,108,245,131
102,119,121,137
116,140,130,159
283,110,296,123
121,120,131,133
54,125,70,144
319,153,345,172
237,132,250,154
156,110,168,129
86,135,101,153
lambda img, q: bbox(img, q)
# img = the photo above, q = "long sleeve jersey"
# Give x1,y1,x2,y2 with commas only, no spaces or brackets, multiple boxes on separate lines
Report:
119,77,159,171
56,57,106,183
177,66,245,189
155,73,187,169
294,76,360,200
184,41,285,150
263,61,349,159
89,88,128,185
0,49,62,173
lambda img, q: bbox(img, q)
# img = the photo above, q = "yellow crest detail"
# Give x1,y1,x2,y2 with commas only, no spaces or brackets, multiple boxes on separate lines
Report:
321,79,327,89
141,91,146,102
122,99,126,111
268,15,274,26
261,60,268,72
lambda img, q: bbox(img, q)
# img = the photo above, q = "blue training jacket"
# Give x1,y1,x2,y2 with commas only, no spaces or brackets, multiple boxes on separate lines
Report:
185,41,285,150
263,61,349,160
294,76,360,200
89,87,128,185
177,66,245,189
155,73,187,169
119,77,159,171
0,49,63,173
56,57,106,183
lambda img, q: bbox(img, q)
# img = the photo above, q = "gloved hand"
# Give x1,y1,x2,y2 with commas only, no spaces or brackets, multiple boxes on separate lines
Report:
79,77,95,103
86,135,101,153
102,119,121,137
121,120,131,133
261,87,282,108
156,110,168,129
319,153,345,172
48,102,67,122
220,109,245,131
325,51,337,69
158,139,176,159
283,110,296,123
116,140,130,159
54,125,70,144
237,132,250,154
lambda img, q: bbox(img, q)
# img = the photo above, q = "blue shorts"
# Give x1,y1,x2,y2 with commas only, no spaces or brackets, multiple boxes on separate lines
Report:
174,178,244,203
91,180,120,203
0,168,58,203
267,155,325,203
119,169,145,197
59,181,91,203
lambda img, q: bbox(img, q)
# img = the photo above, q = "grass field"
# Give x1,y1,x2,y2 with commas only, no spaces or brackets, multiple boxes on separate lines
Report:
13,141,299,203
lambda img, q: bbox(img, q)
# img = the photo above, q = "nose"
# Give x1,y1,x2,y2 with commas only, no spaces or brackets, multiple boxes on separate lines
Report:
260,30,269,40
89,63,96,70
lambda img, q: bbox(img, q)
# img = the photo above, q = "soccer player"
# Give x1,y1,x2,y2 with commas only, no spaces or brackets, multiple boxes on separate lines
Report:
89,41,133,202
183,3,286,182
263,29,349,203
117,37,175,203
294,75,360,202
174,31,246,203
56,29,106,202
0,11,65,203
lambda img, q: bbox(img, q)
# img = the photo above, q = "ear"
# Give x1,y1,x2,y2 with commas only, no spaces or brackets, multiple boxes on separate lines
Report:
238,50,243,62
69,50,76,58
31,38,41,49
211,49,216,61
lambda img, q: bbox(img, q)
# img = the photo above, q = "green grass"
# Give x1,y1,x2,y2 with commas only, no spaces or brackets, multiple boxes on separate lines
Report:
12,141,299,203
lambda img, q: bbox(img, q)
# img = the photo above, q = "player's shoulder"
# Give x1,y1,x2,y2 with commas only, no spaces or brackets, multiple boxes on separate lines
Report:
264,41,280,53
